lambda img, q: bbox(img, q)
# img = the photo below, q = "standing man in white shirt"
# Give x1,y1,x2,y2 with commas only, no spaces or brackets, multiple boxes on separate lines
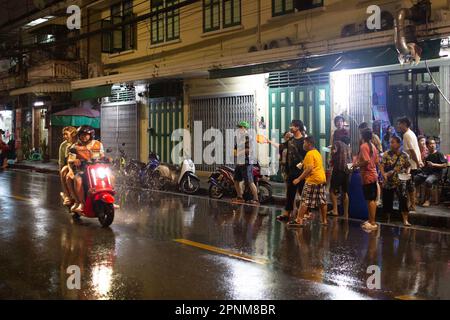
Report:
397,117,424,212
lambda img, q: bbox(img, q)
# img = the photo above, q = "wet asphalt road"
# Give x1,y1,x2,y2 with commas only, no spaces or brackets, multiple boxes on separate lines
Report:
0,170,449,300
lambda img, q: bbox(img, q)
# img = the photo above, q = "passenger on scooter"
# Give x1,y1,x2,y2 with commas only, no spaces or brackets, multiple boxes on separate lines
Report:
67,126,104,214
232,121,259,205
59,126,77,206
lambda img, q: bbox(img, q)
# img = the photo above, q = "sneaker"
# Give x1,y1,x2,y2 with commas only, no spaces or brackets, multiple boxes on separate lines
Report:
422,201,430,207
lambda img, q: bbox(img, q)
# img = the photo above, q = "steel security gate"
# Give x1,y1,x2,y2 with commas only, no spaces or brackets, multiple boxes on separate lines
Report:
269,72,330,181
101,102,139,160
148,97,184,163
190,94,256,172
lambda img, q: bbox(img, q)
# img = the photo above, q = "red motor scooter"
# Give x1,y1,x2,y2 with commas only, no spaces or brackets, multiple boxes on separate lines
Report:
63,158,116,227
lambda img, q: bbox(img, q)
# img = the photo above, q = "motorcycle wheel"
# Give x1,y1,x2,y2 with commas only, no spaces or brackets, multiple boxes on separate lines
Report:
142,169,154,189
181,176,200,194
97,203,115,228
151,170,165,190
209,184,224,199
258,182,273,204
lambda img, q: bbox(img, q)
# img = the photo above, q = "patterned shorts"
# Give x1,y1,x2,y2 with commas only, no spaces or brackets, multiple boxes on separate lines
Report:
300,183,327,208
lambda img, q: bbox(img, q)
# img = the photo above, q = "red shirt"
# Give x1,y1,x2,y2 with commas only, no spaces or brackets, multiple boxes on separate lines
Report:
359,143,379,185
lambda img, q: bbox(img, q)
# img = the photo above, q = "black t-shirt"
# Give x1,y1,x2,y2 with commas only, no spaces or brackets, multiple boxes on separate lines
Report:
286,136,306,175
425,151,447,175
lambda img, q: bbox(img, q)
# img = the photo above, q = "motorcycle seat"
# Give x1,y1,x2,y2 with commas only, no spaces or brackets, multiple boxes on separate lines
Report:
220,165,234,172
165,163,180,171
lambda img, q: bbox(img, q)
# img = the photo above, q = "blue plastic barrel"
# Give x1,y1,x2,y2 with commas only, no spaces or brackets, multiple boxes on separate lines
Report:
348,170,369,220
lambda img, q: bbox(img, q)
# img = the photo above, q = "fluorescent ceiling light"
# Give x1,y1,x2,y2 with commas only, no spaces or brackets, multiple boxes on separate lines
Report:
24,16,54,28
34,101,44,107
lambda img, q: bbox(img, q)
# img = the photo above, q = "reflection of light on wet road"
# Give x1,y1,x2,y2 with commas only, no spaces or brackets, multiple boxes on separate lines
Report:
228,260,268,300
91,264,113,299
328,285,372,300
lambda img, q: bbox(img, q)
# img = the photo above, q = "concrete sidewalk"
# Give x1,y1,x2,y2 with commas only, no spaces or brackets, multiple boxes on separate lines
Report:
7,160,450,229
9,160,60,175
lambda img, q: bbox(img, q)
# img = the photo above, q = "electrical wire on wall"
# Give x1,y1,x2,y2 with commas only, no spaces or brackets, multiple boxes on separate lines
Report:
424,59,450,106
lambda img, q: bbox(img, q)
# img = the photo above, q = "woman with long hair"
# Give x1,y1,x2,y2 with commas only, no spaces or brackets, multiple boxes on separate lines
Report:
354,128,379,231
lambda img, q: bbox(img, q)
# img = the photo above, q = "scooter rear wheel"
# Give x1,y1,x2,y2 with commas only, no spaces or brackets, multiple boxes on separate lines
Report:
97,203,115,228
209,184,224,199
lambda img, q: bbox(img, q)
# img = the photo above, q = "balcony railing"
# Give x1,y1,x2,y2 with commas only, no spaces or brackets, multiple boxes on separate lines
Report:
0,73,21,91
27,60,82,82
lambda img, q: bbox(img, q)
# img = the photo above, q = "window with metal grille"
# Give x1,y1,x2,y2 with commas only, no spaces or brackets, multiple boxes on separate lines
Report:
102,0,136,53
151,0,180,44
107,85,136,103
268,71,329,88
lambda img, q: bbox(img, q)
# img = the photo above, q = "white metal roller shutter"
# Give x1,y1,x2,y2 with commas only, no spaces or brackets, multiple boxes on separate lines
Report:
101,102,138,160
190,94,256,172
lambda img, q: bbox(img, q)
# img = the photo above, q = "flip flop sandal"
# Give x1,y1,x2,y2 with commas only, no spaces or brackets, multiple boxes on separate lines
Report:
287,220,304,228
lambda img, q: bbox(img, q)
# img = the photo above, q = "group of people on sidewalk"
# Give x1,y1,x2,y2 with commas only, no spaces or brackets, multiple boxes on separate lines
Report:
270,116,448,231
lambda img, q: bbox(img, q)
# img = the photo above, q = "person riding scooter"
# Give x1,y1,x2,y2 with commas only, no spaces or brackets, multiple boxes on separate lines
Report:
67,126,105,214
59,126,77,206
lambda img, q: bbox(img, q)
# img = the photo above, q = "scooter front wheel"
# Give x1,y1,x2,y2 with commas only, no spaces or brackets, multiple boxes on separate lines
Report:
181,175,200,194
97,203,115,228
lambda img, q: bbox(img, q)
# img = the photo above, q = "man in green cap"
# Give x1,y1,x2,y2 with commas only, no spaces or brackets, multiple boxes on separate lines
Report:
233,121,259,204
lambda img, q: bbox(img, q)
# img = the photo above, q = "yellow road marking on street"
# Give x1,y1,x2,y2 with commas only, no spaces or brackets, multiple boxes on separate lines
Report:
395,295,426,300
174,239,269,265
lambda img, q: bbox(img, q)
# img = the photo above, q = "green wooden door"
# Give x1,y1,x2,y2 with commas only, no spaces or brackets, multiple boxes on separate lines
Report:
149,97,184,163
269,84,330,181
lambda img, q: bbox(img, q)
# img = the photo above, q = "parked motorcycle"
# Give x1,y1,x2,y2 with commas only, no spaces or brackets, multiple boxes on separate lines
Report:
208,164,273,204
151,158,200,194
64,156,116,227
108,143,141,185
139,152,161,188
